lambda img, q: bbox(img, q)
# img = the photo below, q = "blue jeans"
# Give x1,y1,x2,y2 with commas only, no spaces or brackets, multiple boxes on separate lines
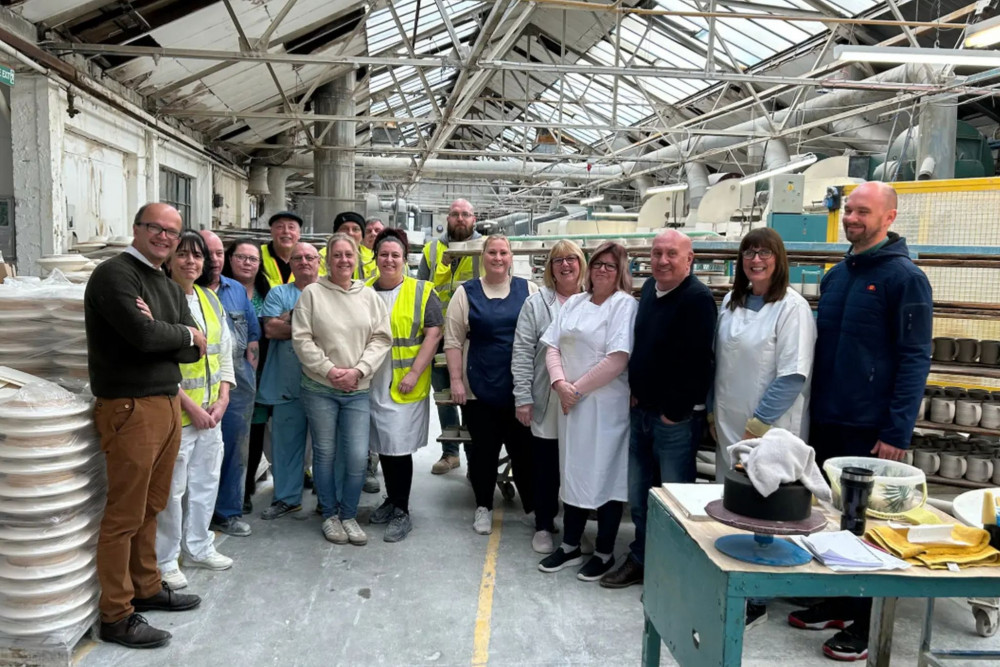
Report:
214,374,255,520
432,364,461,457
627,407,698,566
300,388,370,521
270,399,308,506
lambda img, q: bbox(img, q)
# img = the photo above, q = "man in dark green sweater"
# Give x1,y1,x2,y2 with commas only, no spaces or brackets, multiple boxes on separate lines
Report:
85,202,206,649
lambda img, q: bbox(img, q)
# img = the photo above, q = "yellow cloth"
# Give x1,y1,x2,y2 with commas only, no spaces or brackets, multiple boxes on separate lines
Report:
866,525,1000,569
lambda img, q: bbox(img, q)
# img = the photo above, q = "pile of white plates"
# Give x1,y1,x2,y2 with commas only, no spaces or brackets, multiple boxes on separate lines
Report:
0,375,102,646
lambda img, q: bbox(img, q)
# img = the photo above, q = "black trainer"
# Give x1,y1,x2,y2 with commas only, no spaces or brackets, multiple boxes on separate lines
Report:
823,629,868,661
261,500,302,520
369,499,395,525
100,613,171,649
577,555,615,582
131,582,201,612
538,547,583,573
745,602,768,631
788,605,853,630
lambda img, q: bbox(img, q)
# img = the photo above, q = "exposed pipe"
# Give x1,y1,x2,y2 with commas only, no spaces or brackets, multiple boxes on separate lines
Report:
259,167,292,224
684,162,711,209
247,166,269,195
283,154,623,181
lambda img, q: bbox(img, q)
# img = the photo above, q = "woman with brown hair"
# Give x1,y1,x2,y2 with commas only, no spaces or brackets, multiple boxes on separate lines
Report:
538,242,637,582
711,227,816,475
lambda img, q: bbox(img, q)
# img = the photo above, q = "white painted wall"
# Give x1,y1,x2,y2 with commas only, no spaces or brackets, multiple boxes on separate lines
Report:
8,74,248,273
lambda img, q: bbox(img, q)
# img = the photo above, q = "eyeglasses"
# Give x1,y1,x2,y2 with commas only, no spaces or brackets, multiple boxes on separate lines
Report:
591,260,618,272
290,254,320,263
551,256,579,266
448,211,474,219
232,254,260,265
741,248,774,260
137,222,182,240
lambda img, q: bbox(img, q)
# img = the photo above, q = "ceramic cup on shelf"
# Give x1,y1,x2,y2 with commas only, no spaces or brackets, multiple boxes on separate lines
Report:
929,397,956,424
981,401,1000,430
938,451,968,479
932,337,958,362
956,399,983,427
966,454,995,483
902,449,914,466
992,452,1000,485
956,338,981,363
913,448,941,476
980,340,1000,366
918,397,929,421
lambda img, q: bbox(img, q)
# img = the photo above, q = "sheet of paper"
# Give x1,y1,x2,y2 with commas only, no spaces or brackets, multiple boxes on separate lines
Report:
661,483,723,521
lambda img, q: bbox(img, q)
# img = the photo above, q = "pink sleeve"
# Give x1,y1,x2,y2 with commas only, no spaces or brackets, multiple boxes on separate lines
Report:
545,345,566,385
574,351,629,395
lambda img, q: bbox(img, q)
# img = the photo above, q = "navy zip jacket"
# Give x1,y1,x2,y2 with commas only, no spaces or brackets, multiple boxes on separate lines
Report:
811,233,932,449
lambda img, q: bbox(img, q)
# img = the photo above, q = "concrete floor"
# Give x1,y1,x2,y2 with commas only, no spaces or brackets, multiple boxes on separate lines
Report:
76,414,1000,667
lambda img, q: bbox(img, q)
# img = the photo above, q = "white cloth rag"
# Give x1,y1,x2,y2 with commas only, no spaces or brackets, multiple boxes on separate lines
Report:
727,428,832,502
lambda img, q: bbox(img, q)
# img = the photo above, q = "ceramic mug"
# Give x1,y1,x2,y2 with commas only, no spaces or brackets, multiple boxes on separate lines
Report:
957,338,981,363
913,448,941,475
930,397,956,424
933,337,958,362
956,399,983,427
802,283,819,297
966,454,995,483
902,449,914,466
981,401,1000,430
918,397,929,421
939,452,968,479
993,455,1000,485
980,340,1000,366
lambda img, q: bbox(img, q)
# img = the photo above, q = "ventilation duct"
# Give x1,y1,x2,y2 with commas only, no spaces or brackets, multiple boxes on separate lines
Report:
247,166,269,196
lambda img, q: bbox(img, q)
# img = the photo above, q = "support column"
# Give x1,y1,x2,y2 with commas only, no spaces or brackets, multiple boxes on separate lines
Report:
917,96,957,180
11,75,65,274
313,73,355,234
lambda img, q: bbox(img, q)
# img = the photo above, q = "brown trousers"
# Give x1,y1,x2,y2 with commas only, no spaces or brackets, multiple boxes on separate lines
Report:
95,395,182,623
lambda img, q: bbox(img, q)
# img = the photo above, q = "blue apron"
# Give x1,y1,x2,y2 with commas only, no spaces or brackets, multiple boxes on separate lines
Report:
466,277,529,406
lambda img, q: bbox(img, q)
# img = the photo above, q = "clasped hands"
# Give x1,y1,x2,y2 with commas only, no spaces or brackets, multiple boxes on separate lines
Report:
327,366,361,392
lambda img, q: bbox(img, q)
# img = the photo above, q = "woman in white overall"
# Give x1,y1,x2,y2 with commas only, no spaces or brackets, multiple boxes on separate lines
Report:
539,242,637,582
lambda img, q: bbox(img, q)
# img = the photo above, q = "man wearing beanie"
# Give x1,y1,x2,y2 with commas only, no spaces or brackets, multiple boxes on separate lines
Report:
332,211,377,281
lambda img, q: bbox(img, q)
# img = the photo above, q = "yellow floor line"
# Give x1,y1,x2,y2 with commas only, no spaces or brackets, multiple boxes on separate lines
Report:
471,505,505,666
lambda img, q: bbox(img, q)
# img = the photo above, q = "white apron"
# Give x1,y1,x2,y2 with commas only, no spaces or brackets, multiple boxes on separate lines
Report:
542,291,636,508
714,290,816,478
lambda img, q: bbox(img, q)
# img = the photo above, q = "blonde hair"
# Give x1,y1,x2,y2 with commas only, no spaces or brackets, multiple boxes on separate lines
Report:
543,239,586,291
326,232,358,271
481,234,510,259
585,242,632,294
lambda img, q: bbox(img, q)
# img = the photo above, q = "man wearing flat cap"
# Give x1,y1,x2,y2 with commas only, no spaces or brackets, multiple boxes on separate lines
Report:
261,211,303,288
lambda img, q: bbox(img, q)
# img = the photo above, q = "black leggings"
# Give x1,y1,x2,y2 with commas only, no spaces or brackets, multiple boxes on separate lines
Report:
245,420,267,501
464,400,534,512
563,500,624,555
380,454,413,513
532,436,560,532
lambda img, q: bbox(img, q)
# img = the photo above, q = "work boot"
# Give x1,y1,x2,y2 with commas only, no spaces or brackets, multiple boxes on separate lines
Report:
100,613,171,649
131,583,201,612
599,556,643,589
431,454,460,474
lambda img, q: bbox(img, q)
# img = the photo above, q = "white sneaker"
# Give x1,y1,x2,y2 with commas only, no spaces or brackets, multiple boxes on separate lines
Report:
161,568,188,590
532,530,556,554
184,550,233,571
322,517,348,544
473,507,493,535
341,518,368,546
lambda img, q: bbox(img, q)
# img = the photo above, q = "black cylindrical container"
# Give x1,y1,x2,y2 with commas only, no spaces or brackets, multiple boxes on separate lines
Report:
839,467,874,536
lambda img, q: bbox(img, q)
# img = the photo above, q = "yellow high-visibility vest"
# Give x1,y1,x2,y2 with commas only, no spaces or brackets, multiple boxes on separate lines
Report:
179,285,225,427
366,275,435,403
260,243,292,288
422,237,479,316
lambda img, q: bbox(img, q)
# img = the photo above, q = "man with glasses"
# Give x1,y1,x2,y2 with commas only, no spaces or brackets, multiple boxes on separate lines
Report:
418,198,481,475
261,211,303,288
198,231,260,538
85,203,205,648
258,243,321,520
601,229,716,589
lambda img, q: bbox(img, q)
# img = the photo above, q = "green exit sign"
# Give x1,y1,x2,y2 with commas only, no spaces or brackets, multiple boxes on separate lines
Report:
0,65,13,87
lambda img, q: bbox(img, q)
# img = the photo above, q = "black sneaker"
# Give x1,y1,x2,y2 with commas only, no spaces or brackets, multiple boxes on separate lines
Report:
261,500,302,520
242,498,253,514
577,555,615,582
100,613,171,649
131,583,201,612
538,547,583,573
823,629,868,661
788,605,853,630
745,602,768,631
303,471,314,489
369,499,395,525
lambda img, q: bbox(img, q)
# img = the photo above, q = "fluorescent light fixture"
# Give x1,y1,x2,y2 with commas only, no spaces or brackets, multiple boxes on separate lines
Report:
740,153,818,186
593,212,640,219
833,44,1000,67
965,15,1000,49
579,195,604,205
646,183,689,195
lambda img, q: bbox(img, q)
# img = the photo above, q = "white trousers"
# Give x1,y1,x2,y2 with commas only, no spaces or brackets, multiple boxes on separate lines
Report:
156,423,224,567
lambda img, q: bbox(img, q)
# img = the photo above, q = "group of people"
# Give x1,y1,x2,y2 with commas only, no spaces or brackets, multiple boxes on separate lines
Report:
85,181,931,662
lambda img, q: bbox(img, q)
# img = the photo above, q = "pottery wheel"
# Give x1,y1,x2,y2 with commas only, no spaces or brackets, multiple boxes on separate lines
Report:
705,499,828,536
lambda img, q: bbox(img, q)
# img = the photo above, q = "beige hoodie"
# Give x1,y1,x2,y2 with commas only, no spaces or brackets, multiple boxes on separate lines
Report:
291,278,391,391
